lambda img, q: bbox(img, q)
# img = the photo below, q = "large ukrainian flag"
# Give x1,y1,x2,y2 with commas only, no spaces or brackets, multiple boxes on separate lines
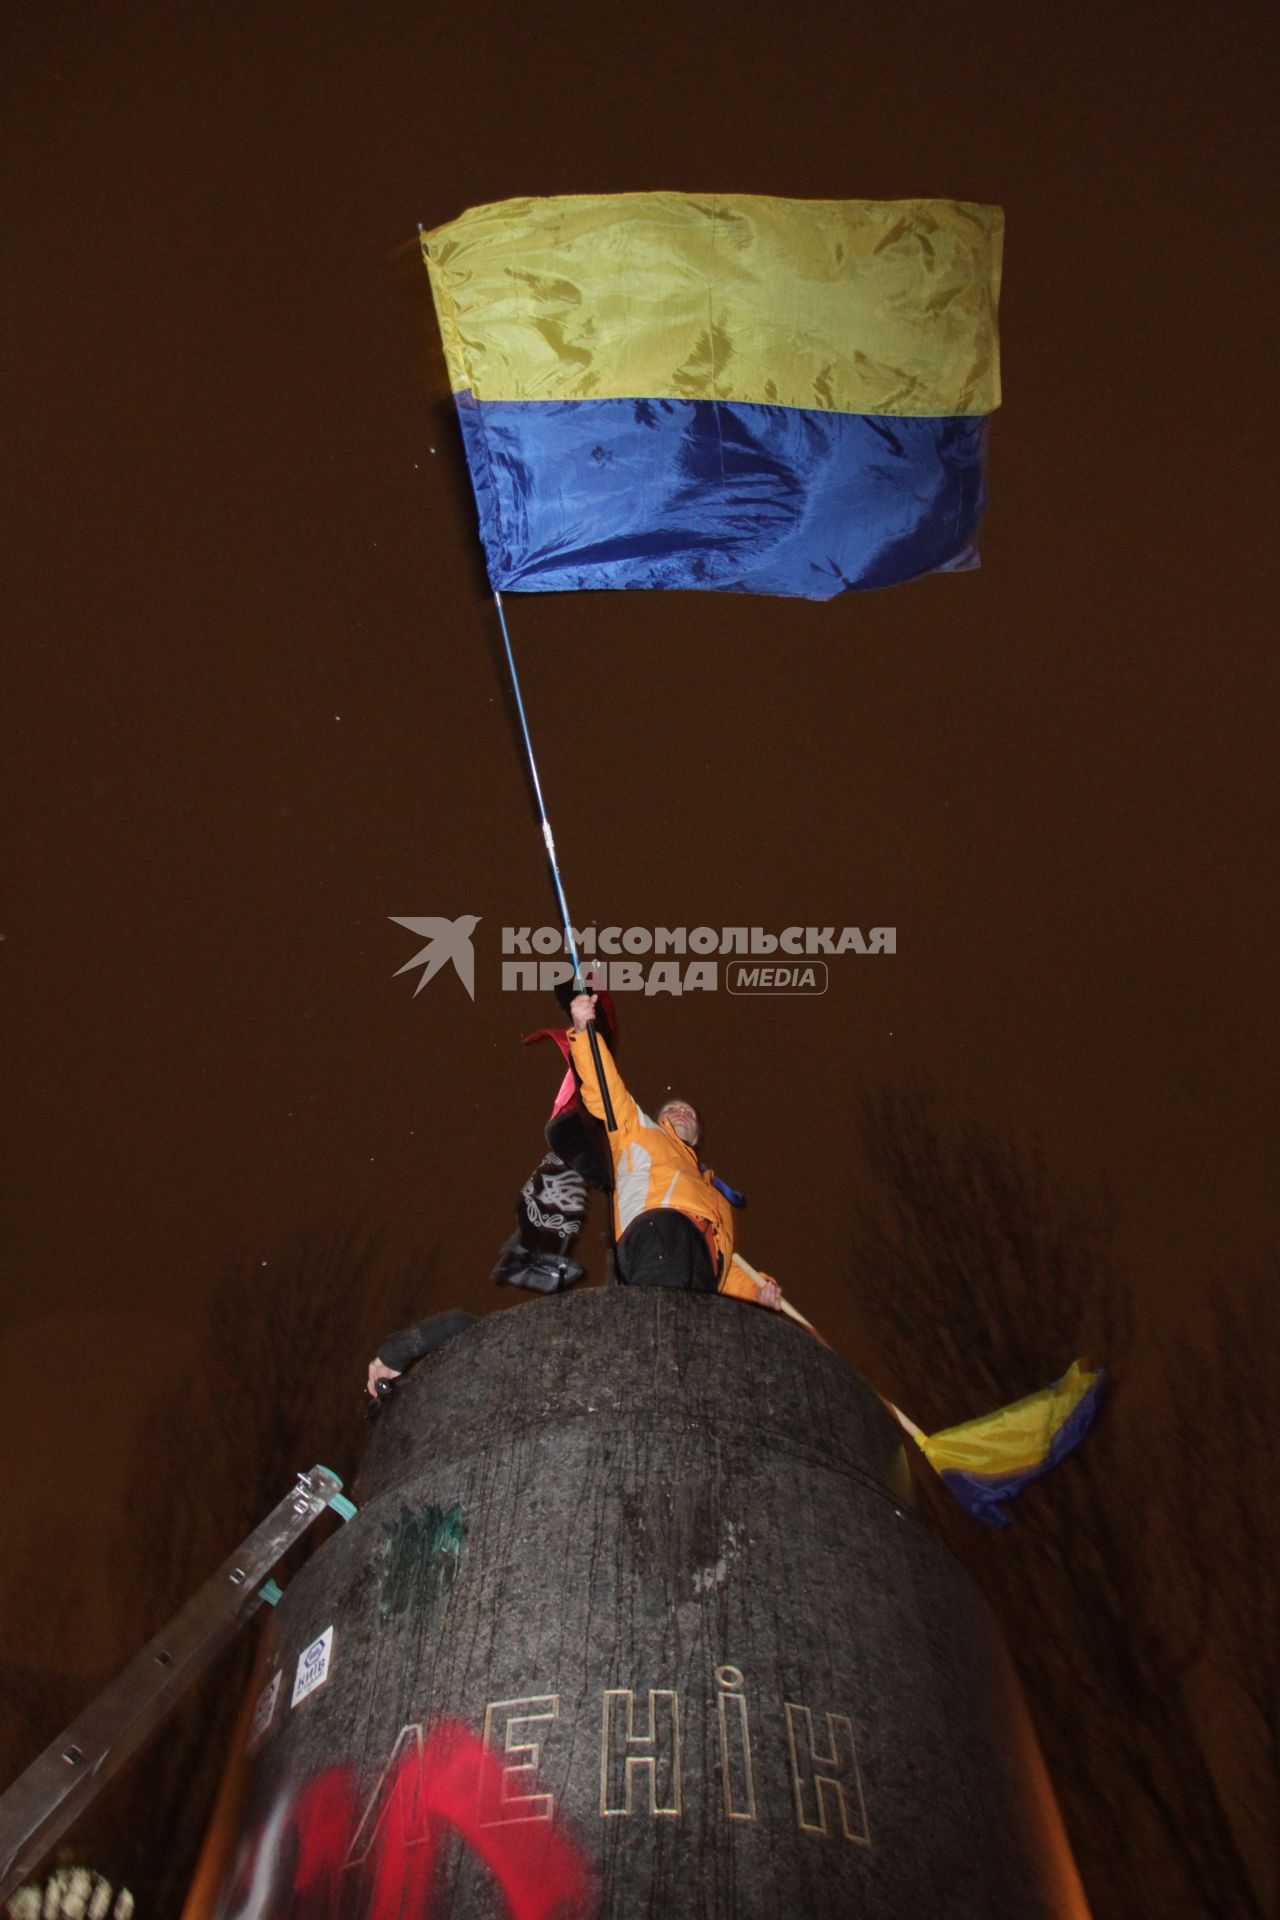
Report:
423,192,1003,601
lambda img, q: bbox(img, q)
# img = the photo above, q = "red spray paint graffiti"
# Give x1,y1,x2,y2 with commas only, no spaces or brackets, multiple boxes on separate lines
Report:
216,1723,594,1920
289,1769,356,1920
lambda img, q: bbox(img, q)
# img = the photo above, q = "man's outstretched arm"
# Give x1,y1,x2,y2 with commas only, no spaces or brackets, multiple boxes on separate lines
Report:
567,992,640,1134
366,1309,478,1397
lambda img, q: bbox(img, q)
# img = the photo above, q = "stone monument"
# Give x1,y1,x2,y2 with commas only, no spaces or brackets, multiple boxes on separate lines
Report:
189,1289,1088,1919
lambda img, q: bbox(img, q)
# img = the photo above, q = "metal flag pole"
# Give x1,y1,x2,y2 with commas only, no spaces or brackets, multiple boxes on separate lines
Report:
493,589,616,1133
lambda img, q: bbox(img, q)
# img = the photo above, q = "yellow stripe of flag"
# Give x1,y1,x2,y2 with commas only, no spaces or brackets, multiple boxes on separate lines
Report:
423,192,1003,417
922,1362,1102,1480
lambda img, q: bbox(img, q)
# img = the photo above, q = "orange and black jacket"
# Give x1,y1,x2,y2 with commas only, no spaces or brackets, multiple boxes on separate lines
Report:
567,1025,773,1305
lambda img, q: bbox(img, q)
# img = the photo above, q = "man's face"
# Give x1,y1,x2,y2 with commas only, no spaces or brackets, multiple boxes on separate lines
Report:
658,1100,700,1146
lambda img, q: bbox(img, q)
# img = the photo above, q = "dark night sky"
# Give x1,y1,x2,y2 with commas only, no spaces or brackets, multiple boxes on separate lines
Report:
2,0,1275,1703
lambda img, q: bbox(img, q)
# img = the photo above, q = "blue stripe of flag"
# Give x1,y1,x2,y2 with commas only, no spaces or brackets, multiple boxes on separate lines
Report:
455,392,988,601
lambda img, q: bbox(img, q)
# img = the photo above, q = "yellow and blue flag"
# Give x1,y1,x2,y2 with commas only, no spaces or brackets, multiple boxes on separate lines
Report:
921,1362,1107,1527
423,192,1003,601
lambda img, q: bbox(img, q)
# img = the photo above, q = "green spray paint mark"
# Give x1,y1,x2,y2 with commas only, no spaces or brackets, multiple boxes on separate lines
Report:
380,1502,465,1619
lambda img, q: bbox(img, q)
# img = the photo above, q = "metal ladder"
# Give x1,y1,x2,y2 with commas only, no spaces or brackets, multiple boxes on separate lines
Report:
0,1464,356,1900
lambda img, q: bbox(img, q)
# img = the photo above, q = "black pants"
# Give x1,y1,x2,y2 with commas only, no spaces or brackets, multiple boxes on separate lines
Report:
618,1210,717,1292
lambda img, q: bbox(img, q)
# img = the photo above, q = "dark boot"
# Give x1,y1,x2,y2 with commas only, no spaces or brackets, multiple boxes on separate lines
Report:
490,1232,586,1294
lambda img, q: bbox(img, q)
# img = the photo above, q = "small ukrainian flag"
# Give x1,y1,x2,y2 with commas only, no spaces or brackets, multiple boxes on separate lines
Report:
921,1362,1108,1527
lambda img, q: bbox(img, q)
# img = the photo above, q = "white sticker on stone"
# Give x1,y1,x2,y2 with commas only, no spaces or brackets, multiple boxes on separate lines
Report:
291,1627,335,1708
247,1669,282,1748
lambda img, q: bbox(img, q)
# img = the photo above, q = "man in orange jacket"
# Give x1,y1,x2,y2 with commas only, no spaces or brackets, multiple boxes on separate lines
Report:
568,992,783,1311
